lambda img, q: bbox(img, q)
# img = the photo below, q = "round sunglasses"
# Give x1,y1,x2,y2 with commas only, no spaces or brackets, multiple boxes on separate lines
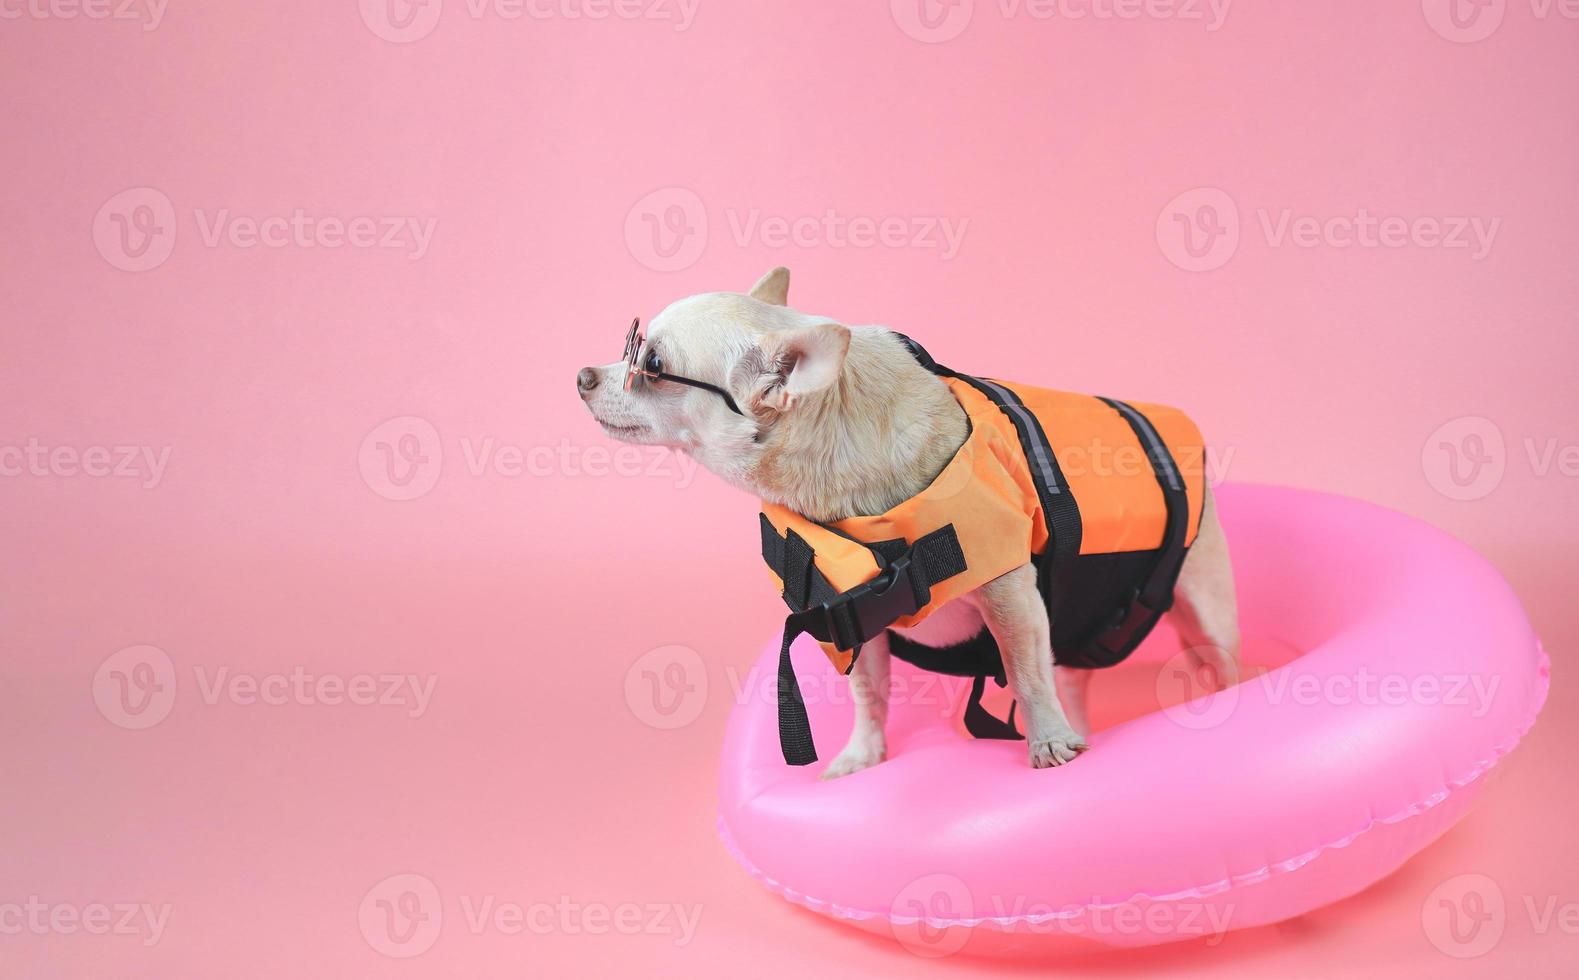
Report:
621,317,744,416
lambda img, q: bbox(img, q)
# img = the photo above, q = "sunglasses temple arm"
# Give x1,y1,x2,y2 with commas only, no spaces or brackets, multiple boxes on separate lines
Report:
659,373,745,416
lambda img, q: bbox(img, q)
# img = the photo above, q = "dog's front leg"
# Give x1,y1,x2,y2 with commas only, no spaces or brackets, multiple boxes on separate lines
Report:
820,630,890,780
975,563,1090,768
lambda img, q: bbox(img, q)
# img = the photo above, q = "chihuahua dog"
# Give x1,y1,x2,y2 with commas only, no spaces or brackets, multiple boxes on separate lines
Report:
578,268,1240,779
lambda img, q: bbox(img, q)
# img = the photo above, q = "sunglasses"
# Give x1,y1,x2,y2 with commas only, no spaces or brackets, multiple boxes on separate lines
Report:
621,317,744,416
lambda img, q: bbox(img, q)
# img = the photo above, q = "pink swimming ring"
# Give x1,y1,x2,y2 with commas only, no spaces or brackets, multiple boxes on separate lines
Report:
717,483,1549,954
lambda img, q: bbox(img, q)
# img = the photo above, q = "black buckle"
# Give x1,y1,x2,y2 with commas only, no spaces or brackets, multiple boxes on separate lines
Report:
796,555,927,653
1104,586,1144,631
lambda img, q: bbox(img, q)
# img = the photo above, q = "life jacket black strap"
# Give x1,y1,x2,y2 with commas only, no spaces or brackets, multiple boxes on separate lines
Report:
780,529,815,609
894,334,1084,624
761,516,967,655
775,622,819,766
963,673,1022,740
761,515,968,765
1090,397,1191,655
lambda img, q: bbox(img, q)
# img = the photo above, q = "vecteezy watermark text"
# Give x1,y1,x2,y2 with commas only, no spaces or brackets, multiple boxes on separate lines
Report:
624,187,970,272
1157,187,1501,271
358,0,700,43
0,0,167,30
1423,0,1579,44
456,894,702,945
0,898,171,947
192,209,436,258
191,666,437,717
1156,650,1506,731
92,645,439,730
889,872,1232,958
0,438,170,489
1423,872,1579,958
725,209,969,260
891,0,1233,44
358,416,701,501
93,187,436,272
1422,415,1579,501
358,873,701,958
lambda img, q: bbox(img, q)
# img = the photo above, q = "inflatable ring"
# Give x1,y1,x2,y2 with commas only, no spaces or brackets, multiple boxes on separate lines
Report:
717,484,1548,954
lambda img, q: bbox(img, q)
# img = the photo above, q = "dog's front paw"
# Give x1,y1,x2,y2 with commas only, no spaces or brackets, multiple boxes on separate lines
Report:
821,738,886,780
1028,729,1089,769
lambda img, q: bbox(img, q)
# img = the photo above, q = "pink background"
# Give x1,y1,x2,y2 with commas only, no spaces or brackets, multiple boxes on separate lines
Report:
2,1,1576,976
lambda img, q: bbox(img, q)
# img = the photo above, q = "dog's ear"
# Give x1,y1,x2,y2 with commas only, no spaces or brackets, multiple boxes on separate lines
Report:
748,322,849,413
747,266,791,306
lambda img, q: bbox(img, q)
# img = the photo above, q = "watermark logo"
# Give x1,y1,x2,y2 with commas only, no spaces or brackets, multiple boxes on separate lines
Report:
461,437,700,486
92,645,177,730
625,187,708,273
1156,187,1240,272
191,667,437,717
360,874,701,952
0,898,171,946
93,187,434,269
1157,657,1505,731
360,873,443,958
1422,873,1506,957
1423,416,1505,501
725,209,970,260
623,187,970,271
1423,416,1579,501
1422,0,1507,42
358,418,702,499
998,895,1234,943
94,648,438,726
894,0,1230,40
886,871,1236,955
0,0,168,30
93,187,177,272
891,873,974,958
360,0,445,42
1255,209,1500,258
359,416,444,501
624,645,708,730
1047,439,1233,487
1159,186,1501,270
361,0,698,42
1,439,171,489
456,894,702,943
1154,647,1240,730
891,0,975,42
1422,873,1579,957
724,663,961,719
191,209,436,258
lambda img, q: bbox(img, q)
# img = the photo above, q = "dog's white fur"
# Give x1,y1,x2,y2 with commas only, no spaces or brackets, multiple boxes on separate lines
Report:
580,268,1241,778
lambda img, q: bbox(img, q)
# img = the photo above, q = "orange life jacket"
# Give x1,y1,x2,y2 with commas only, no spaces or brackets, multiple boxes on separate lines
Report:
760,336,1206,765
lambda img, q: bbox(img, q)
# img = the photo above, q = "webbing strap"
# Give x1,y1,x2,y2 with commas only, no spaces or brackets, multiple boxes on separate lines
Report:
761,518,967,652
1098,397,1189,611
776,621,818,766
896,336,1080,612
781,529,814,609
762,517,969,765
958,377,1083,620
897,334,1083,622
963,674,1022,740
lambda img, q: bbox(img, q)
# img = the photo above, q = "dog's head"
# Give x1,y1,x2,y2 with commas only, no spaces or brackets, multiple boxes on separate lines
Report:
576,267,851,489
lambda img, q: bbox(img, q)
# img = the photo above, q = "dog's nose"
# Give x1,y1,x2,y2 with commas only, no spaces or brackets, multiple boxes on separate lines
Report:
576,367,600,398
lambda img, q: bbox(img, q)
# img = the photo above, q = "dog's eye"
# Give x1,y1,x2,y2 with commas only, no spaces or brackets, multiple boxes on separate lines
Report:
643,350,663,374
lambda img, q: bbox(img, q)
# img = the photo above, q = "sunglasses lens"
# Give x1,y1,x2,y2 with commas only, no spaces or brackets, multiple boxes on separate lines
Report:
622,319,643,391
622,318,640,360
